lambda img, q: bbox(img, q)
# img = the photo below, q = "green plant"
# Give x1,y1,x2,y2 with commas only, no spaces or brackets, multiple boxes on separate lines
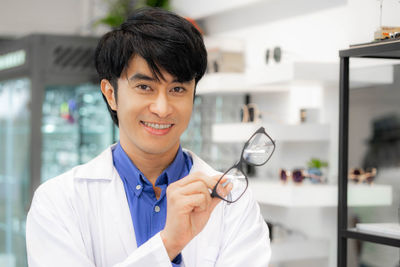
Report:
307,158,328,169
96,0,170,28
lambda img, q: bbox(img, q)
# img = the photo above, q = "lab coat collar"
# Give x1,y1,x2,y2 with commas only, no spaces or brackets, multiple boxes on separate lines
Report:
73,143,118,180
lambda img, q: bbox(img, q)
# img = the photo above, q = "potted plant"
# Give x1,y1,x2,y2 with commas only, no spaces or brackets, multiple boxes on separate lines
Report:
96,0,170,29
306,158,328,183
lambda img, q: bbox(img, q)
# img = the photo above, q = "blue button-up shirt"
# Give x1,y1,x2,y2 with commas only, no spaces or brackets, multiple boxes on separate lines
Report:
112,142,192,266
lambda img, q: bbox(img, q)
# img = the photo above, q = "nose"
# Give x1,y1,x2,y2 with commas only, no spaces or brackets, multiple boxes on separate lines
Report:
149,91,173,118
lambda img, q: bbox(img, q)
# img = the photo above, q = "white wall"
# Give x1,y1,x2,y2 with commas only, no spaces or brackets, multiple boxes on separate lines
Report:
199,0,400,63
0,0,108,37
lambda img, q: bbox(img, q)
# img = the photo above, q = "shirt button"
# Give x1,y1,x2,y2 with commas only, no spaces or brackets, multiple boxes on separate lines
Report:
154,205,160,213
136,185,141,190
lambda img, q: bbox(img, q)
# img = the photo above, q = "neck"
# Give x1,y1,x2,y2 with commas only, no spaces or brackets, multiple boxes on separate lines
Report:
119,139,180,186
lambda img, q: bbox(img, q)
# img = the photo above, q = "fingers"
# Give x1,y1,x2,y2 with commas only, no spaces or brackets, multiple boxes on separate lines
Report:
168,172,233,212
178,181,211,211
175,171,225,188
210,180,233,209
179,181,210,196
168,172,229,208
183,193,209,212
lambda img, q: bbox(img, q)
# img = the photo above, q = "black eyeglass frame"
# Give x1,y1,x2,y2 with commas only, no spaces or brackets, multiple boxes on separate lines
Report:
211,126,276,203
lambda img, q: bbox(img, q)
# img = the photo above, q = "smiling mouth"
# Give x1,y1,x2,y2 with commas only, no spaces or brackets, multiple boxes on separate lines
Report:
141,121,174,130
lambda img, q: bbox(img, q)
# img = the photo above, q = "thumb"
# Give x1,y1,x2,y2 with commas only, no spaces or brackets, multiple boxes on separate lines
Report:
210,181,233,210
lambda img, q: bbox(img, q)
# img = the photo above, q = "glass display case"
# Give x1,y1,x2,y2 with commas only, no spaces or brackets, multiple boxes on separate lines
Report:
0,34,116,266
41,83,114,182
0,78,30,267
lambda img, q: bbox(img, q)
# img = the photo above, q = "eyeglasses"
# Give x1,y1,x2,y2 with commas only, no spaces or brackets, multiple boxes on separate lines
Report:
279,169,324,184
211,127,276,203
348,168,377,184
265,46,282,64
241,103,262,123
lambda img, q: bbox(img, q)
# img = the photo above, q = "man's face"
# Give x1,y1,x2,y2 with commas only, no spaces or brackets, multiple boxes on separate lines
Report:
110,56,195,157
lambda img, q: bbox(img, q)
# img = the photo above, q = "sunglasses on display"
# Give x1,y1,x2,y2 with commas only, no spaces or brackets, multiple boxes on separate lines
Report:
211,126,276,203
279,169,324,184
348,168,377,184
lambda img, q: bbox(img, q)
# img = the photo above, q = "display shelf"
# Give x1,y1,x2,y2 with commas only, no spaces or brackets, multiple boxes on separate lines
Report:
203,36,244,53
196,62,394,95
249,181,392,207
270,239,329,263
341,39,400,59
212,122,330,143
171,0,262,19
338,40,400,266
196,72,249,95
356,223,400,238
343,228,400,247
42,126,105,135
0,222,25,237
0,254,15,267
171,0,342,20
0,128,29,134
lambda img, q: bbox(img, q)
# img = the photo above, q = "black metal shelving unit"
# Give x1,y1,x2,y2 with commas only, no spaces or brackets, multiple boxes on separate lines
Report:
338,40,400,266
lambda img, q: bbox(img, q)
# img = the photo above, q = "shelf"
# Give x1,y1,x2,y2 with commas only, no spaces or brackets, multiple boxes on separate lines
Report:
171,0,262,19
203,36,244,53
196,62,394,95
212,123,330,143
249,181,392,207
339,39,400,264
356,223,400,238
42,125,106,135
270,239,329,263
341,39,400,59
342,228,400,247
196,73,249,95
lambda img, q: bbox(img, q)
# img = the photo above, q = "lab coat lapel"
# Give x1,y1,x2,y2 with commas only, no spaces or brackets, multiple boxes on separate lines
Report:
185,149,220,176
104,165,137,256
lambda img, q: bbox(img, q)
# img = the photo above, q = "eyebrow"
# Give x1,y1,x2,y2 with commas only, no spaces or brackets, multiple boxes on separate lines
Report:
128,73,157,82
128,72,189,84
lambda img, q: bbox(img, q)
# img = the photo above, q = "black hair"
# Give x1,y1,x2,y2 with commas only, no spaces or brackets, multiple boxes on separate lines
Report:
94,7,207,126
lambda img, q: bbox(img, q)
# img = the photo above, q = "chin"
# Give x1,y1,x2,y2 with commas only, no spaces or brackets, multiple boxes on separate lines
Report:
138,141,178,155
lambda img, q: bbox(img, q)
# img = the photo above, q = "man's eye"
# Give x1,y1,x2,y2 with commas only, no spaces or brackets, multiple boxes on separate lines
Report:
137,84,151,91
171,87,186,93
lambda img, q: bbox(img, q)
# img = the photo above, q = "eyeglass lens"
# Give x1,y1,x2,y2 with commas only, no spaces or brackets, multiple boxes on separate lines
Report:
219,167,247,202
214,127,275,203
243,132,274,166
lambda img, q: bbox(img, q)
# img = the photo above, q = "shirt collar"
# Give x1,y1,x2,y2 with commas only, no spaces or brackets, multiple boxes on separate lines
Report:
155,145,186,186
112,142,186,197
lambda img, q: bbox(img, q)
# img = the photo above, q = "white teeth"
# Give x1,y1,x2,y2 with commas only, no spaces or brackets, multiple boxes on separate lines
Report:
143,121,172,129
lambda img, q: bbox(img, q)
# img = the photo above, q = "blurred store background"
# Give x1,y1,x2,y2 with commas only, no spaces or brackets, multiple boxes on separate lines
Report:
1,0,400,266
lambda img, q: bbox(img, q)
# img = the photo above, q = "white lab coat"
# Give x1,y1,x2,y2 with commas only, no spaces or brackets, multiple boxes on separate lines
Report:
26,145,271,267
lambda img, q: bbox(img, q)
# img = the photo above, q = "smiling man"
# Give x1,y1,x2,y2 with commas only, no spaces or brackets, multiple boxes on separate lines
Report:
26,7,271,267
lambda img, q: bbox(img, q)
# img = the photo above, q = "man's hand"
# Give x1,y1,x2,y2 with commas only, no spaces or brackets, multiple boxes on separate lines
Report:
160,172,232,260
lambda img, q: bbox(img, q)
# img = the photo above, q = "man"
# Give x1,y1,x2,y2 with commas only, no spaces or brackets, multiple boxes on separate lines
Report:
26,7,271,266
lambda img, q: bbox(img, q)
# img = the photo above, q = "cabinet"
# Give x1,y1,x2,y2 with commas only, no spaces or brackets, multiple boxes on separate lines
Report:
338,41,400,266
0,34,116,266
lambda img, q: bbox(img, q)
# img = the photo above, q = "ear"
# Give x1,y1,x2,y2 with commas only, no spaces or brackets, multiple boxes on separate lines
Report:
100,79,117,111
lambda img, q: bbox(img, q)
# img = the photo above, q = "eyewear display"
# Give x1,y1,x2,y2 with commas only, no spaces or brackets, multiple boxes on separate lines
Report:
211,126,275,203
265,46,282,64
241,103,262,123
348,167,377,184
279,169,324,184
